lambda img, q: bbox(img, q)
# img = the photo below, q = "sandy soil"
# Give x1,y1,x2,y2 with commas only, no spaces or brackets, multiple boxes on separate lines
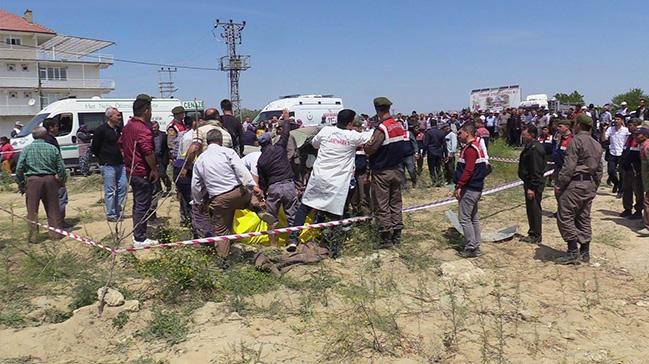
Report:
1,175,648,363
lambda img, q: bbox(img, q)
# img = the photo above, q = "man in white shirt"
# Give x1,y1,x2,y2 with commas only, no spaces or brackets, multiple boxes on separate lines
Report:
192,129,260,256
604,113,630,197
241,150,261,185
290,109,372,253
442,123,458,184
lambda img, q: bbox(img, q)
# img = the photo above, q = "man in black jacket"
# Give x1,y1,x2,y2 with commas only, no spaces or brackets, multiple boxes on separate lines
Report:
256,115,298,232
220,99,244,156
518,125,546,243
423,121,447,186
91,107,126,222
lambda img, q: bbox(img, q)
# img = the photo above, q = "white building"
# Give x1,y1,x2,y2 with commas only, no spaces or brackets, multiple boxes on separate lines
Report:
0,9,114,136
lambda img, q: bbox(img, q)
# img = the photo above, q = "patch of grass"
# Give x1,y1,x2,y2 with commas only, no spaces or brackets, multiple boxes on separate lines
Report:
112,311,129,330
341,221,380,256
19,250,89,285
396,240,440,272
128,358,168,364
592,231,623,249
222,265,281,297
0,310,27,328
213,341,266,364
284,263,340,318
69,277,101,310
66,174,103,194
135,248,222,303
42,308,72,324
139,308,189,345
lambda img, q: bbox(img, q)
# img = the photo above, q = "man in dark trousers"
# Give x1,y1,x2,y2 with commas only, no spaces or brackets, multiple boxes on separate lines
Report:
518,125,546,244
364,97,410,248
423,120,447,186
15,126,67,243
119,94,160,248
149,121,170,221
257,115,299,235
220,99,244,156
555,114,602,264
43,117,69,227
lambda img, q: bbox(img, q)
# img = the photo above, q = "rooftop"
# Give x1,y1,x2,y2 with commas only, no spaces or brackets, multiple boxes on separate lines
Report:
0,9,56,35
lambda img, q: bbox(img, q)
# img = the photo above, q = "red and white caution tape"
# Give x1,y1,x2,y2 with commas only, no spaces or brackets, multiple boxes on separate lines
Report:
0,170,554,254
0,205,115,254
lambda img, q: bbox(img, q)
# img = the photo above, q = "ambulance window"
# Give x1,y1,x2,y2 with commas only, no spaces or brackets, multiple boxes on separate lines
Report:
79,112,107,132
289,112,295,117
55,113,73,136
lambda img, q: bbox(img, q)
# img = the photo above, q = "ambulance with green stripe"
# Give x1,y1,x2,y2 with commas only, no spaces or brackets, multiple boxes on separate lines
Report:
10,98,202,169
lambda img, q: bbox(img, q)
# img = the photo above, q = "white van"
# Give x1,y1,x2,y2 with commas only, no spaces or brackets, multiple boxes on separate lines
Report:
11,97,182,167
252,94,344,126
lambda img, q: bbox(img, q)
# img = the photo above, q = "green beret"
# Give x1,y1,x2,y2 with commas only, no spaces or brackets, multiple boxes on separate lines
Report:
556,119,572,126
136,94,152,102
373,97,392,108
576,114,593,127
172,106,185,115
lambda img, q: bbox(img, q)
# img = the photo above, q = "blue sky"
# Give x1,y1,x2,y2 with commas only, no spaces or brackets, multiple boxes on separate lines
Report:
4,0,649,113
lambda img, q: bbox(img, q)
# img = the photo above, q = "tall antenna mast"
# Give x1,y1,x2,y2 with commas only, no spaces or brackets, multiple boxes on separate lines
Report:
214,19,251,118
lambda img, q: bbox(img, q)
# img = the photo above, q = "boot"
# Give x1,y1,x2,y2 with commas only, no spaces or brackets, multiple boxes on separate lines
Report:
556,240,580,265
376,231,393,249
579,242,590,263
391,229,402,246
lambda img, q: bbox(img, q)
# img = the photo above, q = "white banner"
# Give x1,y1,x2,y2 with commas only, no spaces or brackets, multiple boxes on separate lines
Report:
469,85,521,112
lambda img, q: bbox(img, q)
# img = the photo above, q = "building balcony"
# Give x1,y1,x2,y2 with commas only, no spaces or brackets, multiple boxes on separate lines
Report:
0,77,114,90
0,45,113,66
0,104,41,116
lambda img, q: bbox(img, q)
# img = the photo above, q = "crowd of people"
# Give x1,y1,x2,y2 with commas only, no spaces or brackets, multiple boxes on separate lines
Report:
11,93,649,264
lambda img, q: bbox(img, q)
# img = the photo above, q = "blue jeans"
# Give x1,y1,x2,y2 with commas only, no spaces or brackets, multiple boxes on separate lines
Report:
100,164,127,219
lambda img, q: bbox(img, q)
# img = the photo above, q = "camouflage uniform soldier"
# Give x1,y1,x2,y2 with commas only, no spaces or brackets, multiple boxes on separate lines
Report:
555,114,603,264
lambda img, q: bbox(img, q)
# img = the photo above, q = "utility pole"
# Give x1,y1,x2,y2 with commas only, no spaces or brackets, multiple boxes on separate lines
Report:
158,67,178,98
214,19,251,119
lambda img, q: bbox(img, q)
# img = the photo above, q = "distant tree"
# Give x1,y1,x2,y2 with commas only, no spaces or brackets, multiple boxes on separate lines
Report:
611,88,648,111
240,108,260,121
553,91,585,105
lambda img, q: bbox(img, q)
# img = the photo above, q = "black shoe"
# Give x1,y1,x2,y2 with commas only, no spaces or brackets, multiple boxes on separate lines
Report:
630,211,643,220
579,242,590,263
555,251,580,265
62,220,74,229
520,235,541,244
376,231,393,249
620,209,632,217
612,185,618,194
391,229,402,246
458,248,481,258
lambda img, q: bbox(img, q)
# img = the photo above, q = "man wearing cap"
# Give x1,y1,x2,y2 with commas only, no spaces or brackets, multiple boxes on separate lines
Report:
619,101,629,117
11,122,23,138
619,119,644,219
604,113,630,197
256,115,298,237
167,106,187,160
555,114,603,264
364,97,411,247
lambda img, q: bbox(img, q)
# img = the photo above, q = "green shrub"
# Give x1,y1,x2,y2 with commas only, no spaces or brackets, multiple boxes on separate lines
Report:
139,308,189,345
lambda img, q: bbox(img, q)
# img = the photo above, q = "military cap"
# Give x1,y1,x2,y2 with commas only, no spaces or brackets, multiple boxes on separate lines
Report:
373,97,392,108
172,106,185,115
136,94,152,102
575,114,593,127
556,119,572,126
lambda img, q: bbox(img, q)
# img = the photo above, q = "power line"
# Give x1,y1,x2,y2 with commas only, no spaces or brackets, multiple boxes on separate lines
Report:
11,43,219,71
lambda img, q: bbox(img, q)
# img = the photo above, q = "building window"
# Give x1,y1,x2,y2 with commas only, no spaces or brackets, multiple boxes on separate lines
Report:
5,36,22,46
7,64,16,71
39,67,67,81
21,64,29,71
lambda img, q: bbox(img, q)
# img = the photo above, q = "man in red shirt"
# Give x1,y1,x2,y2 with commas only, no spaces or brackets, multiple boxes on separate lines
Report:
453,124,488,258
0,136,15,174
119,94,160,247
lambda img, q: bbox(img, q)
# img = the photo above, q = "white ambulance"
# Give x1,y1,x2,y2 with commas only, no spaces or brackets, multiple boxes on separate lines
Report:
252,94,344,126
10,97,183,167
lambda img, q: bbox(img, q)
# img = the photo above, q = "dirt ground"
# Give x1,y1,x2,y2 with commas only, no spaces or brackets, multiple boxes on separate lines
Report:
1,164,649,364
